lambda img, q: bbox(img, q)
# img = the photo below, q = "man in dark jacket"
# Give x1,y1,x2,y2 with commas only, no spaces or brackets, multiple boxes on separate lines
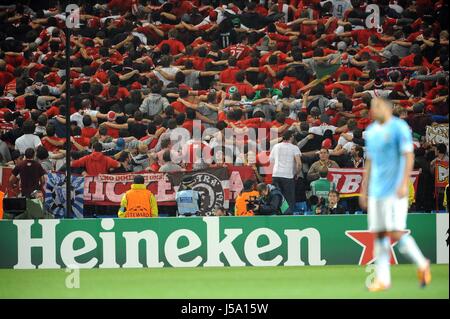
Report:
254,183,291,215
318,190,346,215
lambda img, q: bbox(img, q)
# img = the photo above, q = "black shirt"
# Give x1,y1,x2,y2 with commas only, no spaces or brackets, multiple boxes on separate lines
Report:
128,121,147,139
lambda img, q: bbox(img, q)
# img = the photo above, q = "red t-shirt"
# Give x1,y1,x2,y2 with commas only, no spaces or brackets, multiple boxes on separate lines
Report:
106,127,120,139
220,67,240,84
0,71,14,88
227,83,255,98
171,101,187,114
222,44,252,60
71,151,120,176
42,136,65,152
81,127,97,139
182,120,205,136
334,66,364,81
157,39,185,55
351,29,379,46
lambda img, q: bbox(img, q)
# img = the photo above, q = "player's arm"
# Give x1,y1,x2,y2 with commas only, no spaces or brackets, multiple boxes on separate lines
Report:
359,158,371,210
397,120,415,198
398,151,414,198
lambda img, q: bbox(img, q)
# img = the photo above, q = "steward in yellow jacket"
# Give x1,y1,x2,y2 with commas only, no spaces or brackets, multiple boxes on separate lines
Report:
118,175,158,218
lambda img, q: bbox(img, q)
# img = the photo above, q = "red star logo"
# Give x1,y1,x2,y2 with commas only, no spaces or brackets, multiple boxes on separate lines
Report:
345,230,410,265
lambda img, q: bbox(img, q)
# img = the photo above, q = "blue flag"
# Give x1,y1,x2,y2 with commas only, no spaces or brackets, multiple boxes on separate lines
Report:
44,173,84,218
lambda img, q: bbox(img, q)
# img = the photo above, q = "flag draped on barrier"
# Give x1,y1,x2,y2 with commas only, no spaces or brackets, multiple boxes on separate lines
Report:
328,168,421,198
44,173,84,218
435,161,449,188
81,166,256,207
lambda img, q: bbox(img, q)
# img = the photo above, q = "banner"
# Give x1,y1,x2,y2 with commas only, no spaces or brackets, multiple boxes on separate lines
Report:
328,168,421,198
84,172,174,205
426,124,449,148
0,214,440,269
168,167,230,215
83,166,256,207
435,161,449,188
44,173,85,218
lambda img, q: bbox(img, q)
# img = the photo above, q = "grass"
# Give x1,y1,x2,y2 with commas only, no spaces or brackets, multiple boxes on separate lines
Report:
0,264,447,299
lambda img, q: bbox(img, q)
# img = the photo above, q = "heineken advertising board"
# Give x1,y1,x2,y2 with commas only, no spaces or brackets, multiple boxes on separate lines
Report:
0,214,447,269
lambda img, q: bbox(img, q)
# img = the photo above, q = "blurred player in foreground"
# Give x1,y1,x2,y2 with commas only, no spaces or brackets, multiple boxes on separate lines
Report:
360,98,431,292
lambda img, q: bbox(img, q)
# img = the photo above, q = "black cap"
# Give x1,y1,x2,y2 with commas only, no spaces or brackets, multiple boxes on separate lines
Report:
182,175,195,185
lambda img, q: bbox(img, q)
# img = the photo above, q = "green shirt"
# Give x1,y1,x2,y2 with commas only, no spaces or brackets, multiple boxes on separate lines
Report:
311,178,336,204
252,88,282,100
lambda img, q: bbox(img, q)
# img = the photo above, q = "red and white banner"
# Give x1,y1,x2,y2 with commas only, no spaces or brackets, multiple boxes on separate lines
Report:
1,165,257,206
84,166,257,206
328,168,421,198
435,161,449,188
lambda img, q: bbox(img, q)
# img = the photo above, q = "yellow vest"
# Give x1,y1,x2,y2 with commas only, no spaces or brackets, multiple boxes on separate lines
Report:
119,184,158,218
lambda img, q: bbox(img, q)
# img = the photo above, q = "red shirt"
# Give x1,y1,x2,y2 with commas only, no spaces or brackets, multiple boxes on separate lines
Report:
45,105,60,118
42,136,65,152
157,39,185,55
171,101,187,114
182,120,205,136
71,151,120,176
100,86,130,100
171,1,194,18
106,127,120,139
227,83,255,98
107,0,132,13
351,29,379,46
192,57,212,71
0,71,14,88
81,127,97,139
275,76,304,96
220,67,240,84
73,136,90,150
325,83,354,97
236,56,253,70
334,66,364,81
223,43,252,60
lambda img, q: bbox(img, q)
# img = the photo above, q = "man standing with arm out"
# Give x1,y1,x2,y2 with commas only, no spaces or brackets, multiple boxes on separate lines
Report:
269,130,302,214
359,98,431,292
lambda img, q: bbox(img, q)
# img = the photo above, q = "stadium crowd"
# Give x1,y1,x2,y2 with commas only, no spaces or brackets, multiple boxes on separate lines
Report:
0,0,448,218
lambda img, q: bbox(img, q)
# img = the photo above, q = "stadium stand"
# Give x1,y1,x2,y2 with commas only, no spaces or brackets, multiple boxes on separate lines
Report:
0,0,448,217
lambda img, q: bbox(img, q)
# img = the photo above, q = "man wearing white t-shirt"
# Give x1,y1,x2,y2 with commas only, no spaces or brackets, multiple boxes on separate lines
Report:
15,120,42,155
269,130,302,213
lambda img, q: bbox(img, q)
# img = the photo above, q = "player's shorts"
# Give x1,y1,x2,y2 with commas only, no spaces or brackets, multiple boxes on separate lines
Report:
368,195,408,232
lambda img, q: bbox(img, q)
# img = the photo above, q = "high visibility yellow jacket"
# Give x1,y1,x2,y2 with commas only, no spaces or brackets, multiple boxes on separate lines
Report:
118,184,158,218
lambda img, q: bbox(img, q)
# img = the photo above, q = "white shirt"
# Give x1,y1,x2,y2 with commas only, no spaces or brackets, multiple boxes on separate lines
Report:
154,66,180,86
270,142,301,179
70,110,98,128
15,134,42,155
309,125,337,136
338,132,353,147
343,141,355,153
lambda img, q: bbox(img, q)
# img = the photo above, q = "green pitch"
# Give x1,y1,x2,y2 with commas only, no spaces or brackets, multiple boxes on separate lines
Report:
0,265,448,299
